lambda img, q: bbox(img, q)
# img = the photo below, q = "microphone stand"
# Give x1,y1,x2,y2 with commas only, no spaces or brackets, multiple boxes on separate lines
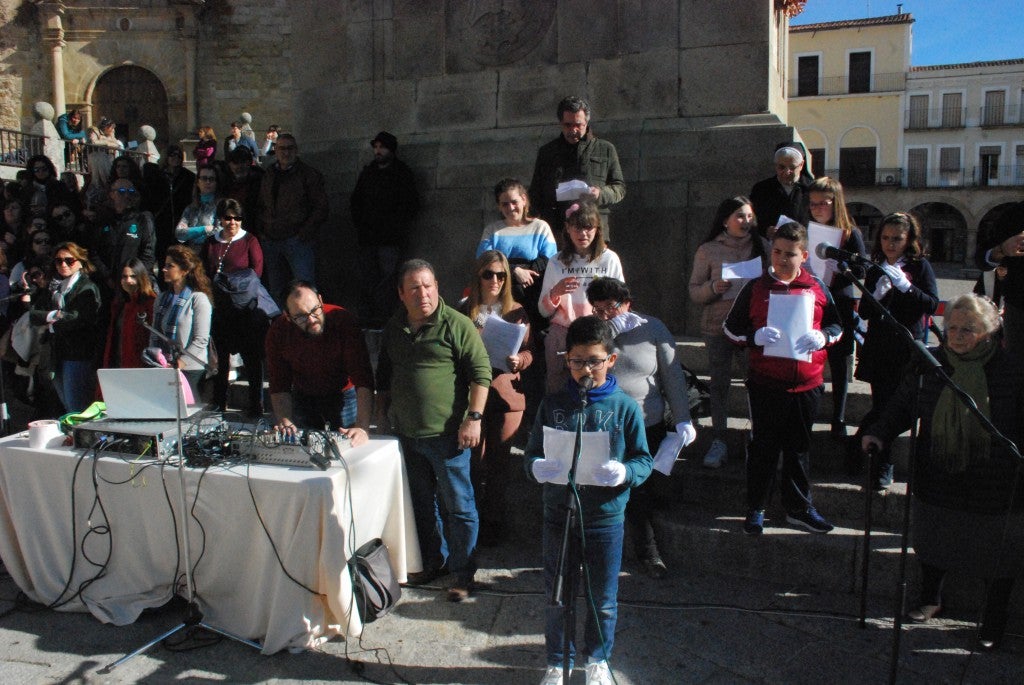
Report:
552,378,591,682
102,315,261,672
832,261,1022,683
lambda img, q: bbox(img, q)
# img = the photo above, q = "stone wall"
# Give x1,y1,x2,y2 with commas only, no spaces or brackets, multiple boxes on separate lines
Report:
290,0,798,333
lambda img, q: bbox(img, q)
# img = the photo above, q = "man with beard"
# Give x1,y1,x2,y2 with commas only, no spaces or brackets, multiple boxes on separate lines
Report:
265,281,373,444
351,131,420,329
529,96,626,245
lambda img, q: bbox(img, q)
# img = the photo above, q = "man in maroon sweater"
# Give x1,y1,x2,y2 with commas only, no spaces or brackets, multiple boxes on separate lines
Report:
265,281,373,445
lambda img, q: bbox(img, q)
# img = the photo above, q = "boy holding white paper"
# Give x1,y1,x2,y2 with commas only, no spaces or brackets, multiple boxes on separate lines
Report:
723,222,843,536
525,315,651,685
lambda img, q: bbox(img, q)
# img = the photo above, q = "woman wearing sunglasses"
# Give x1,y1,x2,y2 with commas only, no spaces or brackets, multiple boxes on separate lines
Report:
175,165,223,249
203,198,267,415
28,242,102,413
92,178,156,292
458,250,533,545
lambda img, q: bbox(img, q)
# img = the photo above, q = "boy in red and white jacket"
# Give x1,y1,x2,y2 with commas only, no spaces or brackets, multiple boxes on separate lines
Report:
724,221,843,536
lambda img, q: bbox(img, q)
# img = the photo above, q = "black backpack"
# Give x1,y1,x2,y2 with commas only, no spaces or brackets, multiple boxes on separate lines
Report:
348,538,401,623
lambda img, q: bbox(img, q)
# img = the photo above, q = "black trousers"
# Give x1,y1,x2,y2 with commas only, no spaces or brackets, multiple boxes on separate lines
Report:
745,381,822,513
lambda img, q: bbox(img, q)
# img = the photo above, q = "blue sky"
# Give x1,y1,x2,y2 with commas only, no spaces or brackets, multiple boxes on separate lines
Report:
792,0,1024,67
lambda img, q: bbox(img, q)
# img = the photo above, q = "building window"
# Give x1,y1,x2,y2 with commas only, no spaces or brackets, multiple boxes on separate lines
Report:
982,90,1005,126
908,95,928,129
848,51,871,94
979,146,1000,186
941,92,963,128
839,146,876,187
939,147,961,186
907,149,927,188
1015,144,1024,185
797,55,819,96
807,148,825,176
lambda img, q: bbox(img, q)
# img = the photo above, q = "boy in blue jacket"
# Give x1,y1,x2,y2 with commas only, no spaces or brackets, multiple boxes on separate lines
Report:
525,315,652,685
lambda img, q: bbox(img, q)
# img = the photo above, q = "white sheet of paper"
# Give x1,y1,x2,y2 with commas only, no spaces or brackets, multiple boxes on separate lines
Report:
652,431,686,476
542,425,612,486
556,179,591,202
721,257,762,280
806,221,844,287
765,291,814,362
480,315,527,372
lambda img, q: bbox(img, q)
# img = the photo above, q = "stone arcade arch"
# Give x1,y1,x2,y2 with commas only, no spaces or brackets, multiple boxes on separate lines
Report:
910,202,968,263
89,66,169,147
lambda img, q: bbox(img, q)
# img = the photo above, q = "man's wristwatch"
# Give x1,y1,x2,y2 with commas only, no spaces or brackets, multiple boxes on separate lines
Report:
465,411,483,421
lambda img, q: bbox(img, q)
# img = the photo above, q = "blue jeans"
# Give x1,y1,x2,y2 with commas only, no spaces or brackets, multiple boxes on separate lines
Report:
262,235,316,304
399,434,479,578
292,386,357,430
543,519,623,667
54,359,97,413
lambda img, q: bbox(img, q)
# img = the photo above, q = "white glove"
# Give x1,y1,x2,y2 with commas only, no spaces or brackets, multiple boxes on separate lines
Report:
674,421,697,448
531,459,561,484
793,329,827,354
880,263,911,293
754,326,781,347
872,276,893,300
591,461,627,487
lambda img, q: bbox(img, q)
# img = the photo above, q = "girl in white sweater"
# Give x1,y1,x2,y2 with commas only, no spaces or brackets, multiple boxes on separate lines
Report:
538,198,624,392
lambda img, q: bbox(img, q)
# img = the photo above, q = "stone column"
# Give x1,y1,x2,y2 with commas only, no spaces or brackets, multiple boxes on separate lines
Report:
37,3,68,115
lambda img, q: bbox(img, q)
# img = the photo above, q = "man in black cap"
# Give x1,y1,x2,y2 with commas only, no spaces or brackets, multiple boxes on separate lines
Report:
350,131,420,329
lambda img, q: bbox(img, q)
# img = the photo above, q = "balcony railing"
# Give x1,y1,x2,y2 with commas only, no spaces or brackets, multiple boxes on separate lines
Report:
790,72,906,97
0,128,45,167
829,166,1024,189
980,104,1023,127
0,127,147,174
904,107,967,130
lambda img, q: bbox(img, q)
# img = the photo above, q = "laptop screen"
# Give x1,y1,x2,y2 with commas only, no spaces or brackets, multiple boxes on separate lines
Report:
97,368,199,420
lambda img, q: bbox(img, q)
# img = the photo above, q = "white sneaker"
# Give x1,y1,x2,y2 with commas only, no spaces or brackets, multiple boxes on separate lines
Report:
540,665,567,685
702,439,727,468
585,659,613,685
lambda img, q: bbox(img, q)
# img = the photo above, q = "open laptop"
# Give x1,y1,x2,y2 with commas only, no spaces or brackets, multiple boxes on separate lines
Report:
97,368,202,420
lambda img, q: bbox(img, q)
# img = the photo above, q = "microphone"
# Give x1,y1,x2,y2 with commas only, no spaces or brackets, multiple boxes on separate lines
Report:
578,375,595,403
137,312,148,323
815,243,875,268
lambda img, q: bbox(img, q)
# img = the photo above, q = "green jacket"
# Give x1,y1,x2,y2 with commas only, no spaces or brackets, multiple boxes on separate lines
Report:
378,297,491,438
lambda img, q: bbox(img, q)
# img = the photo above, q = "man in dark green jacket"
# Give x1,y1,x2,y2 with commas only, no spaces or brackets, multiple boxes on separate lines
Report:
529,96,626,244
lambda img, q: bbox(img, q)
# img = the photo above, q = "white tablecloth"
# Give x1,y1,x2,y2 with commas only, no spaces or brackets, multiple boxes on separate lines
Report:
0,434,420,654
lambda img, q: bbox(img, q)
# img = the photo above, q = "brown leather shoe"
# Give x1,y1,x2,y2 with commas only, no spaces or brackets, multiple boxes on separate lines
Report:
403,566,448,587
447,576,474,602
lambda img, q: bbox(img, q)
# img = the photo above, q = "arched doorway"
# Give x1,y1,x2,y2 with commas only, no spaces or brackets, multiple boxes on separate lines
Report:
847,201,884,250
911,202,968,264
92,66,169,148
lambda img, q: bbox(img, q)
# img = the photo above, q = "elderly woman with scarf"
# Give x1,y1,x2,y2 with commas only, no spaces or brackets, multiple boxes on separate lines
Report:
586,277,696,578
862,293,1024,651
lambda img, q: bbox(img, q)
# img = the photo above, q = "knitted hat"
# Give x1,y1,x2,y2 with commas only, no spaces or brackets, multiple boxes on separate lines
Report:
370,131,398,152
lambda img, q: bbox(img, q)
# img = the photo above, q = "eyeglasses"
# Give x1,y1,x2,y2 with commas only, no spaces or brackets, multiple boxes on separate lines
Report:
53,211,73,221
198,176,217,182
114,187,137,195
32,166,49,173
54,257,77,266
290,303,323,325
591,301,622,316
27,271,44,279
566,356,610,371
220,215,242,222
480,270,506,281
809,200,834,209
33,238,51,245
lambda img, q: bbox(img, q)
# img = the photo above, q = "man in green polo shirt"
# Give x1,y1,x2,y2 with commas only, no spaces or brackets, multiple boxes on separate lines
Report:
376,259,491,602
